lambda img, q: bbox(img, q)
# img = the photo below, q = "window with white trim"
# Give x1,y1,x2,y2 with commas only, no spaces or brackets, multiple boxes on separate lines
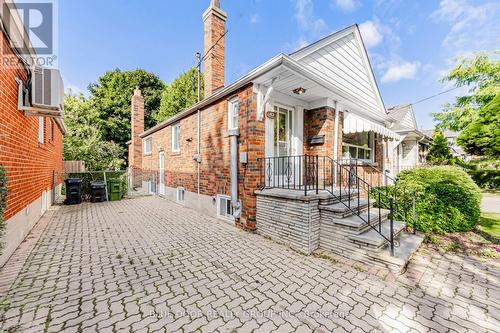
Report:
342,132,374,162
217,195,234,220
172,123,181,152
228,98,239,130
176,187,185,202
143,138,152,155
38,116,44,144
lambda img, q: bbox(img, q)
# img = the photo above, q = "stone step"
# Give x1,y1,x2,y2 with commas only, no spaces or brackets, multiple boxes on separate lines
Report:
328,209,391,232
367,232,425,272
348,220,406,249
319,199,370,217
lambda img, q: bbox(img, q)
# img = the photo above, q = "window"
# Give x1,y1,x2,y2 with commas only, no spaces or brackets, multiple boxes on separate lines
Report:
342,132,374,161
172,123,181,152
176,187,185,202
143,138,152,155
38,116,44,144
217,195,234,221
228,98,239,130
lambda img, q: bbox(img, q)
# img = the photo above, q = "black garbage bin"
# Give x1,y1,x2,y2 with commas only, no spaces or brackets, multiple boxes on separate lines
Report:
90,181,107,203
65,178,82,205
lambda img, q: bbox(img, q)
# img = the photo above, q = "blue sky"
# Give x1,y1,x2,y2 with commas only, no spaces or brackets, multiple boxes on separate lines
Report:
58,0,499,129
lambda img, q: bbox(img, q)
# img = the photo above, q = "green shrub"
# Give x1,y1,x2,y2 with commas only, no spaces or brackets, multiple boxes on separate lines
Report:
467,169,500,189
0,166,7,254
372,167,481,234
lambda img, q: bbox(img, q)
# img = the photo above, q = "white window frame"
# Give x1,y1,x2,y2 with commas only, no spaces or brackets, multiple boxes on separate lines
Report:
176,187,185,202
172,123,181,152
143,138,152,155
342,132,374,163
228,98,239,130
216,194,234,222
38,116,44,144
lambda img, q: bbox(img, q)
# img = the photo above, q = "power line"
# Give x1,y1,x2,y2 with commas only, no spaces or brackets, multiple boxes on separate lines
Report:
411,86,459,106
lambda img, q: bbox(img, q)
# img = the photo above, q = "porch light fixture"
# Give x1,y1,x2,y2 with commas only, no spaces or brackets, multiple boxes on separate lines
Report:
293,87,306,95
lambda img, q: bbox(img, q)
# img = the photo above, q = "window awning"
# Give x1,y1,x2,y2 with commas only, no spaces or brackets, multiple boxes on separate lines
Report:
343,112,400,141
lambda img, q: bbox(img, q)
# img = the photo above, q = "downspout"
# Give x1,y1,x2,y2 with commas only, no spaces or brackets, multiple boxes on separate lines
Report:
333,102,340,186
229,128,241,218
196,52,202,195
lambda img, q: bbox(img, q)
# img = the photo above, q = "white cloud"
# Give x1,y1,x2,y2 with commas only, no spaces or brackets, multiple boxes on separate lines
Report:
332,0,361,12
293,0,327,36
359,20,383,48
250,13,259,24
431,0,500,55
381,61,421,83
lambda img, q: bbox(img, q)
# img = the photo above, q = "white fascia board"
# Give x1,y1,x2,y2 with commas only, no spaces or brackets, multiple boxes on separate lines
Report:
289,25,356,61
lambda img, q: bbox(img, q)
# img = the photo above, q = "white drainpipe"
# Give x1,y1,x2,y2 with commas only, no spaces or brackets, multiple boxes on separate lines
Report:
333,102,340,186
229,128,241,218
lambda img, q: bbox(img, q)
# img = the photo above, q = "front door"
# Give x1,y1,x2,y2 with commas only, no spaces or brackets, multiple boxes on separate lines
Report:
273,105,293,186
158,152,165,195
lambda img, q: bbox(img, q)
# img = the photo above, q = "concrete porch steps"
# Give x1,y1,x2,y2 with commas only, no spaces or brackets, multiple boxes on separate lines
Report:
348,220,406,249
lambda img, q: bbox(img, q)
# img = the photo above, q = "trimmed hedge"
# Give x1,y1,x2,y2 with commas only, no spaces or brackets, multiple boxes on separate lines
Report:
0,166,7,254
373,167,481,234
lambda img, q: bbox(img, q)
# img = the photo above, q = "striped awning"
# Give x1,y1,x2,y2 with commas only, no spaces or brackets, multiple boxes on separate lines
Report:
343,112,400,140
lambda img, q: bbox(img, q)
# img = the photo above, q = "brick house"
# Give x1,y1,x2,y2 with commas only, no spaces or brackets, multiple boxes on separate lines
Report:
0,2,65,266
129,1,422,270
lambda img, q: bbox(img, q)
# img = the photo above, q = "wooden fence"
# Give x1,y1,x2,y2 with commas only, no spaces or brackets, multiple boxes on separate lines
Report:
62,161,86,173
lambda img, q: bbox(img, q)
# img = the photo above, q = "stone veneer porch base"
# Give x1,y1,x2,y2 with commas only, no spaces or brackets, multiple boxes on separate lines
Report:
255,188,423,272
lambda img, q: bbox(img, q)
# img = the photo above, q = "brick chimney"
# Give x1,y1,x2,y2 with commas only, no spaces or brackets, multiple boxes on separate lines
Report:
203,0,227,97
130,87,144,169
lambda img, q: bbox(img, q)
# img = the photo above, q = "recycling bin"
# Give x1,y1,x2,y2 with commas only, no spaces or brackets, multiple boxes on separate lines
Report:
107,178,122,201
90,181,106,203
65,178,82,205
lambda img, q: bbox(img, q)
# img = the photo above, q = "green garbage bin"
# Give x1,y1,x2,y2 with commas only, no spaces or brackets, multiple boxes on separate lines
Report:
108,178,123,201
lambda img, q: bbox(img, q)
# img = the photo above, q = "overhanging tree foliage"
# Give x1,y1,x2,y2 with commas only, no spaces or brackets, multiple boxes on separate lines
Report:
427,129,453,165
88,69,165,148
64,95,126,170
433,53,500,157
155,67,203,123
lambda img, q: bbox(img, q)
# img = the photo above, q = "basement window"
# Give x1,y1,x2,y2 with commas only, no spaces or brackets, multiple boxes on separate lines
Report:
172,123,181,152
143,138,152,155
217,195,234,221
176,187,185,202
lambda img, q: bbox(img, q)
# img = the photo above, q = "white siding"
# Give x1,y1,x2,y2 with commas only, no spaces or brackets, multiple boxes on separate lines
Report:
401,109,417,130
295,32,382,116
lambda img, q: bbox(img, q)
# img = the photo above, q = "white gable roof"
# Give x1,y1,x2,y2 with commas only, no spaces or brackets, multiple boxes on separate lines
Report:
387,104,418,131
290,25,386,120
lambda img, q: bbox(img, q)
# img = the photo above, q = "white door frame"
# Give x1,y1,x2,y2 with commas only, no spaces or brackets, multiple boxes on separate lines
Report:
158,152,165,196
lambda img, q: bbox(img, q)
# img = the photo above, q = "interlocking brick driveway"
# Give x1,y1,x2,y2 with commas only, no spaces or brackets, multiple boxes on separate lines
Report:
1,196,499,332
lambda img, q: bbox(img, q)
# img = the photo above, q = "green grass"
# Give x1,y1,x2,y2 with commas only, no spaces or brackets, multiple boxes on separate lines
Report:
478,212,500,239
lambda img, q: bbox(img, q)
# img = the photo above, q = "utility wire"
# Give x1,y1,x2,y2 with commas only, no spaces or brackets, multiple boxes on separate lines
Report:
411,87,459,106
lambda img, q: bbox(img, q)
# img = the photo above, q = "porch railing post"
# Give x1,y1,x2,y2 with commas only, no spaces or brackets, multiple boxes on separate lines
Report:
304,156,308,196
389,198,395,256
315,155,319,194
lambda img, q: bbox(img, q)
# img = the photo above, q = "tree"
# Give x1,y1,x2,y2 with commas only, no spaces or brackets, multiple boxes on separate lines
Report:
88,69,165,147
63,95,126,170
154,67,203,123
427,129,453,165
433,53,500,157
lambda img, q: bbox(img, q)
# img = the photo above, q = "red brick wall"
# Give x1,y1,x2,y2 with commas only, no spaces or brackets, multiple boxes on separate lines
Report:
141,84,263,229
0,33,63,221
304,107,338,158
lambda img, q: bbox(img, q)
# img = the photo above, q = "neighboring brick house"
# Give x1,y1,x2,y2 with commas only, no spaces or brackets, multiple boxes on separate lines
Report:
0,3,65,266
129,0,400,230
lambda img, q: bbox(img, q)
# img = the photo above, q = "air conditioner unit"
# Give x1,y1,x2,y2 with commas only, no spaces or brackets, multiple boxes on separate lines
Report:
31,66,64,111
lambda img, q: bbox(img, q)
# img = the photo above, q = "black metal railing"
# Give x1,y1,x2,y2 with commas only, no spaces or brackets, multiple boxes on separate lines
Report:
258,155,419,255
